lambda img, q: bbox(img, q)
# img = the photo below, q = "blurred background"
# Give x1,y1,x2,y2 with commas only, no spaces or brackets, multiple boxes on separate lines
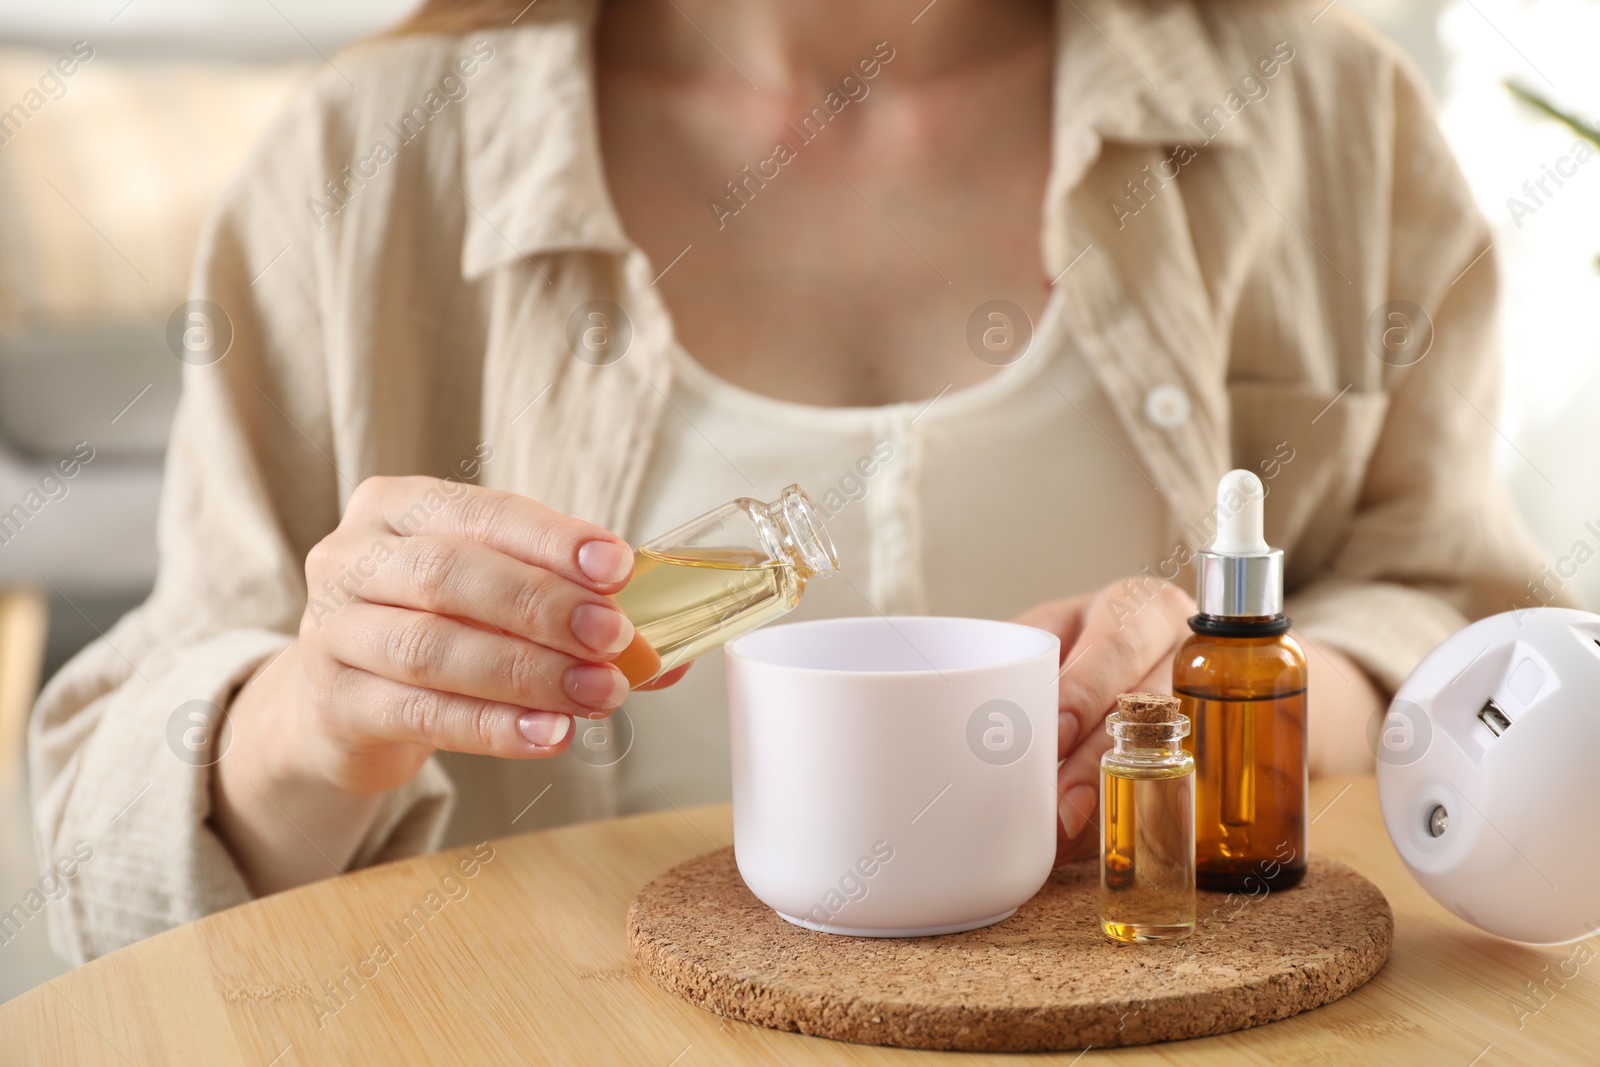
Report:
0,0,1596,1002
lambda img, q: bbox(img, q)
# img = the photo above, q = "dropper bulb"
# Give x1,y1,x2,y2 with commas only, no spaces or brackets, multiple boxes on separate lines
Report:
1210,469,1270,555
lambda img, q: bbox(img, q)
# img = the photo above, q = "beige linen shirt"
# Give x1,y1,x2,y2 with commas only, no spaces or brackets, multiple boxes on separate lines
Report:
31,0,1567,962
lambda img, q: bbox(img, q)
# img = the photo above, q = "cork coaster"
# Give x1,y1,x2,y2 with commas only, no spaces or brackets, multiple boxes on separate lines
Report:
627,851,1392,1052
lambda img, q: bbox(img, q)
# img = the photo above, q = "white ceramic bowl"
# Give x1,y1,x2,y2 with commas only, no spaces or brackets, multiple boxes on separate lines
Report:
726,616,1059,936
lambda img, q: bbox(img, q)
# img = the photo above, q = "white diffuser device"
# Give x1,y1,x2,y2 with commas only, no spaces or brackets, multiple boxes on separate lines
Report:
1376,607,1600,944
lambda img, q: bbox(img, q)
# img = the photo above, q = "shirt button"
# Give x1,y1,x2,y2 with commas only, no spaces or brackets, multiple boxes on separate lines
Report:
1144,384,1191,429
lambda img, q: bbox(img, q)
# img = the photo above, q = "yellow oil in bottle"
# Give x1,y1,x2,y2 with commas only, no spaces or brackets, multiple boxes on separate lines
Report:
1100,695,1196,944
606,485,837,687
1101,762,1197,942
1178,685,1308,891
611,546,802,685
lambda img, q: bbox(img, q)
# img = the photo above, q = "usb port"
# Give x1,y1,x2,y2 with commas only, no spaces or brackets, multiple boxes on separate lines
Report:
1479,699,1511,737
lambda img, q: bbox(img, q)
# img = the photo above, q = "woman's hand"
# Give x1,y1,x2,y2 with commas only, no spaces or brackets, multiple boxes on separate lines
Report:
286,476,658,792
216,477,682,893
1013,577,1197,865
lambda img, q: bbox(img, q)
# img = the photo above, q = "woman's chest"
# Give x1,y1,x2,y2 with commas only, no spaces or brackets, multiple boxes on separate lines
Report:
596,56,1056,407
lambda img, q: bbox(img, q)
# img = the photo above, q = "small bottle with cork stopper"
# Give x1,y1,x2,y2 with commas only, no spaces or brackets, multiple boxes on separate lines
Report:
610,484,839,687
1100,692,1196,942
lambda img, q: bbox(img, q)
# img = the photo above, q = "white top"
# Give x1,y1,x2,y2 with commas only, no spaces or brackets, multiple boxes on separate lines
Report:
618,289,1167,812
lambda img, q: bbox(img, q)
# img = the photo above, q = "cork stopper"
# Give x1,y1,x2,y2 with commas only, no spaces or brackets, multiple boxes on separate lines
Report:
1115,692,1181,723
1109,692,1187,745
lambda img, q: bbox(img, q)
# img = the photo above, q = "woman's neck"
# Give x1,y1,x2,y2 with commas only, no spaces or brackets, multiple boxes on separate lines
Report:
599,0,1052,90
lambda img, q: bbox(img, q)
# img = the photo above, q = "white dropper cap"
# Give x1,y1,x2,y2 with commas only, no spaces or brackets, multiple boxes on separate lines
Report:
1209,469,1270,555
1196,468,1284,618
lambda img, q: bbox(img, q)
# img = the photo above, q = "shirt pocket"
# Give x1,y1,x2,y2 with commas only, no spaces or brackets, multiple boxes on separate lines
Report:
1226,381,1390,591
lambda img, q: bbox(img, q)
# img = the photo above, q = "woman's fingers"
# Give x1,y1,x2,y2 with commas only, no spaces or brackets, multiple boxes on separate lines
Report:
289,478,647,798
327,534,635,663
347,476,636,593
1056,580,1193,760
1054,651,1175,864
1012,594,1092,762
1012,593,1092,664
317,602,629,717
1054,733,1113,863
323,667,573,758
1021,576,1195,864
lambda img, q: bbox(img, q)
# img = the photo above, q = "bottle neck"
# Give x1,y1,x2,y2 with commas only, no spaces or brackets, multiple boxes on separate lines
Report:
754,485,839,580
1187,612,1291,638
1105,713,1190,763
1110,737,1188,761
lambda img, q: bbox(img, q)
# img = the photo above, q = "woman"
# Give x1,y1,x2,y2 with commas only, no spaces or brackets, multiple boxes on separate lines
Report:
31,0,1559,961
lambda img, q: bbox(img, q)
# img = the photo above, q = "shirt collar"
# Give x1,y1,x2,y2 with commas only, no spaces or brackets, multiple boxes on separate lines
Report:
1056,0,1244,146
460,0,629,281
1042,0,1244,276
459,0,1240,281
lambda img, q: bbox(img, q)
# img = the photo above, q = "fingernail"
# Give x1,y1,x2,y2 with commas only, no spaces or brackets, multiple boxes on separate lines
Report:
565,664,629,709
1059,784,1098,840
578,540,633,585
571,602,635,656
1058,711,1080,753
518,711,571,748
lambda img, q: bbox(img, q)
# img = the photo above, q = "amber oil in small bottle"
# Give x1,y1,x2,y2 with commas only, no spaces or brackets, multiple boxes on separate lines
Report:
1175,470,1308,892
611,484,839,687
1101,693,1196,943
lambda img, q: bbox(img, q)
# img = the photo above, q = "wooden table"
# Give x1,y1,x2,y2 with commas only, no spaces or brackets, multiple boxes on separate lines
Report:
6,777,1596,1065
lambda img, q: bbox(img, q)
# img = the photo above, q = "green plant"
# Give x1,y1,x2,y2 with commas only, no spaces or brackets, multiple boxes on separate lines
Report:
1507,81,1600,268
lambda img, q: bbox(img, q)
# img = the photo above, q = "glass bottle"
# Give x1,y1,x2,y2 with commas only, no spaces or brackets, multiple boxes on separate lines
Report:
1174,470,1309,892
611,484,839,687
1101,693,1196,942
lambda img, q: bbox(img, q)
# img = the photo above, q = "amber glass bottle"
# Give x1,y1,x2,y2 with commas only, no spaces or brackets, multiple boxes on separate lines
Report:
1174,470,1308,892
1174,622,1308,891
